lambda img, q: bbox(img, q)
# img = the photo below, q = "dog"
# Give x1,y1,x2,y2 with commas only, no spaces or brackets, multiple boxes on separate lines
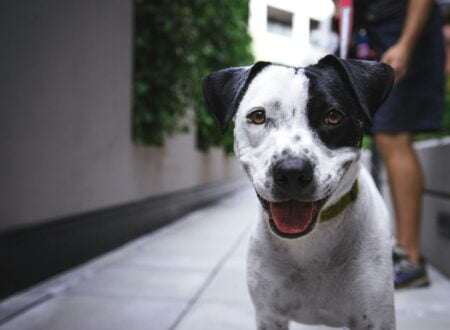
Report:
202,54,395,330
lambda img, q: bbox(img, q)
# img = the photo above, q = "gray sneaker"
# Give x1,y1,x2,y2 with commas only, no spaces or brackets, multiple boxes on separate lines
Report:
393,246,430,289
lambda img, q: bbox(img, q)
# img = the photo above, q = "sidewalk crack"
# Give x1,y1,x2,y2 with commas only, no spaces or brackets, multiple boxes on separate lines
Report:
168,224,250,330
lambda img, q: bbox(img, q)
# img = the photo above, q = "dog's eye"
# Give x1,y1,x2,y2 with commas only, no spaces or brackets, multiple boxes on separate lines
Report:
324,109,344,126
247,109,266,125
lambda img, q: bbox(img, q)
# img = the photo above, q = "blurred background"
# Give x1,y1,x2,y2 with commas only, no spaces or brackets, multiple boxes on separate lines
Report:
1,0,450,329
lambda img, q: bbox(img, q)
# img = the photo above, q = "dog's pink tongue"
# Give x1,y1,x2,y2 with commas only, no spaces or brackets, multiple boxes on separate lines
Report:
270,200,314,234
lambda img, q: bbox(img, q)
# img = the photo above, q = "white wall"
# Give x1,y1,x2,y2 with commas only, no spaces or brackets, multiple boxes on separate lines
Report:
249,0,335,66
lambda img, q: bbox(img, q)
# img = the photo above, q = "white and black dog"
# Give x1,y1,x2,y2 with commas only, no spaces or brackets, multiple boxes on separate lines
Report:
202,54,395,330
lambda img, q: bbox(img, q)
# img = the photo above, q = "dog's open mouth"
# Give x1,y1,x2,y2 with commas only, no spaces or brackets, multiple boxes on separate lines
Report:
257,195,328,239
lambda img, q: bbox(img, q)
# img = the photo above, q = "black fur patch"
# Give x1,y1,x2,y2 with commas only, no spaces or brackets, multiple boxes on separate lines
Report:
202,61,271,133
304,66,364,149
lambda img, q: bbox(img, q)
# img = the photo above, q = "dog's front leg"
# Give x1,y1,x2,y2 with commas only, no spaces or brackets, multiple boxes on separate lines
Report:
255,312,289,330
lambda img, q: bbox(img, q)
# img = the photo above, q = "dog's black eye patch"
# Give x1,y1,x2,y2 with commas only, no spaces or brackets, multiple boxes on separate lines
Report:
305,71,364,149
319,114,363,149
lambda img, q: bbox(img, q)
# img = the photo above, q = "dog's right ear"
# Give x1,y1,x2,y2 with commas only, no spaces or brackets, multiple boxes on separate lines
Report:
201,61,271,133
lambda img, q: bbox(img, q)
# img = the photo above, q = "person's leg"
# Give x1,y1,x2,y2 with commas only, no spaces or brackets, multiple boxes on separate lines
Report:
375,132,423,264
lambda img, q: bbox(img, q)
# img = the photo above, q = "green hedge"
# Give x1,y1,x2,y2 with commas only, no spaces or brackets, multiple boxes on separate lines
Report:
133,0,254,153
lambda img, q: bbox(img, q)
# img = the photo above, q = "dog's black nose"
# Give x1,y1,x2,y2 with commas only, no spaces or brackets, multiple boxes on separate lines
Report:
273,157,313,191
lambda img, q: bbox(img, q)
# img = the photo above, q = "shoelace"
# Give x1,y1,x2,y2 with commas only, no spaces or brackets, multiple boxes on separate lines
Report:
392,245,420,272
395,258,420,273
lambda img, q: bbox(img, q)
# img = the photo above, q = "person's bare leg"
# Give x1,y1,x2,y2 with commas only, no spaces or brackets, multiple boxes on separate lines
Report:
375,132,423,264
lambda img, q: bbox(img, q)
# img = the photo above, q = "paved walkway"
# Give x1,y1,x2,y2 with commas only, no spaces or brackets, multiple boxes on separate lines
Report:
1,187,449,330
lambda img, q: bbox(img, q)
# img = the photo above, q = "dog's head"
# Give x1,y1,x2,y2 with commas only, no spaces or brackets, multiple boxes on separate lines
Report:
202,55,393,238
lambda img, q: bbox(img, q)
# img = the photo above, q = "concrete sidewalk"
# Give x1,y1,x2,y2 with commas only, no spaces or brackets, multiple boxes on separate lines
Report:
1,187,449,330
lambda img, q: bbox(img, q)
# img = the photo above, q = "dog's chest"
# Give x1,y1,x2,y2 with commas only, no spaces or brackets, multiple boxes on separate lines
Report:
283,269,352,325
247,244,355,326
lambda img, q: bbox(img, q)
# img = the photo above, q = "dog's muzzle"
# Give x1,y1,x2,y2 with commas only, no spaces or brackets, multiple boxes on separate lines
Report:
256,157,324,238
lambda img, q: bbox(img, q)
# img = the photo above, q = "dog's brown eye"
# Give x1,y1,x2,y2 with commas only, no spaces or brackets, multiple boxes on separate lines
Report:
325,110,344,126
248,109,266,125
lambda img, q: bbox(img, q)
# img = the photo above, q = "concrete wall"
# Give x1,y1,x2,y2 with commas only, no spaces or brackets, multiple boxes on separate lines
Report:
0,0,243,232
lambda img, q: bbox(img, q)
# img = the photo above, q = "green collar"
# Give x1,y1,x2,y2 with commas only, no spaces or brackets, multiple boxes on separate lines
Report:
319,180,359,222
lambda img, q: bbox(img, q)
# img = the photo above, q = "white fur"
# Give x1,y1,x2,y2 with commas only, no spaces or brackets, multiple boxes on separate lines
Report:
233,66,395,329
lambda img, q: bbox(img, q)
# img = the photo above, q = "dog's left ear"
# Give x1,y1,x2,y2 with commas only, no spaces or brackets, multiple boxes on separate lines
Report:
316,54,394,122
201,61,271,133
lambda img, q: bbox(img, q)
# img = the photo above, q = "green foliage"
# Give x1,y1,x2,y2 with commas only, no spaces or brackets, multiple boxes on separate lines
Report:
133,0,254,152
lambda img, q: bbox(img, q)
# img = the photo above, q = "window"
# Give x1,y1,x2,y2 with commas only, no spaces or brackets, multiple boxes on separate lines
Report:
309,18,320,31
267,6,293,37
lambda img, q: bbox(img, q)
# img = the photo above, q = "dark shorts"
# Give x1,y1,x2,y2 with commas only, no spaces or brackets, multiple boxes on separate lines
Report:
366,5,445,133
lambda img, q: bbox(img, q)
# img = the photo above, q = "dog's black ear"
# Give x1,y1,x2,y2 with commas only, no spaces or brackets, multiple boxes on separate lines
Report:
201,61,271,133
316,54,394,122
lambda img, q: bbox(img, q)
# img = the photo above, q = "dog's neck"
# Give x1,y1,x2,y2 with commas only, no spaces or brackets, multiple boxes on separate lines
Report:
319,180,359,222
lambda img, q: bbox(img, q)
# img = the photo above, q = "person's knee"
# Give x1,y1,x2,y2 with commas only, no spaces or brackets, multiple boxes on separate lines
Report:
375,132,412,158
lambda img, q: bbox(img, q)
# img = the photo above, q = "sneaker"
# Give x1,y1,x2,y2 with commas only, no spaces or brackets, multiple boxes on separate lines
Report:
392,245,406,264
393,246,430,289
